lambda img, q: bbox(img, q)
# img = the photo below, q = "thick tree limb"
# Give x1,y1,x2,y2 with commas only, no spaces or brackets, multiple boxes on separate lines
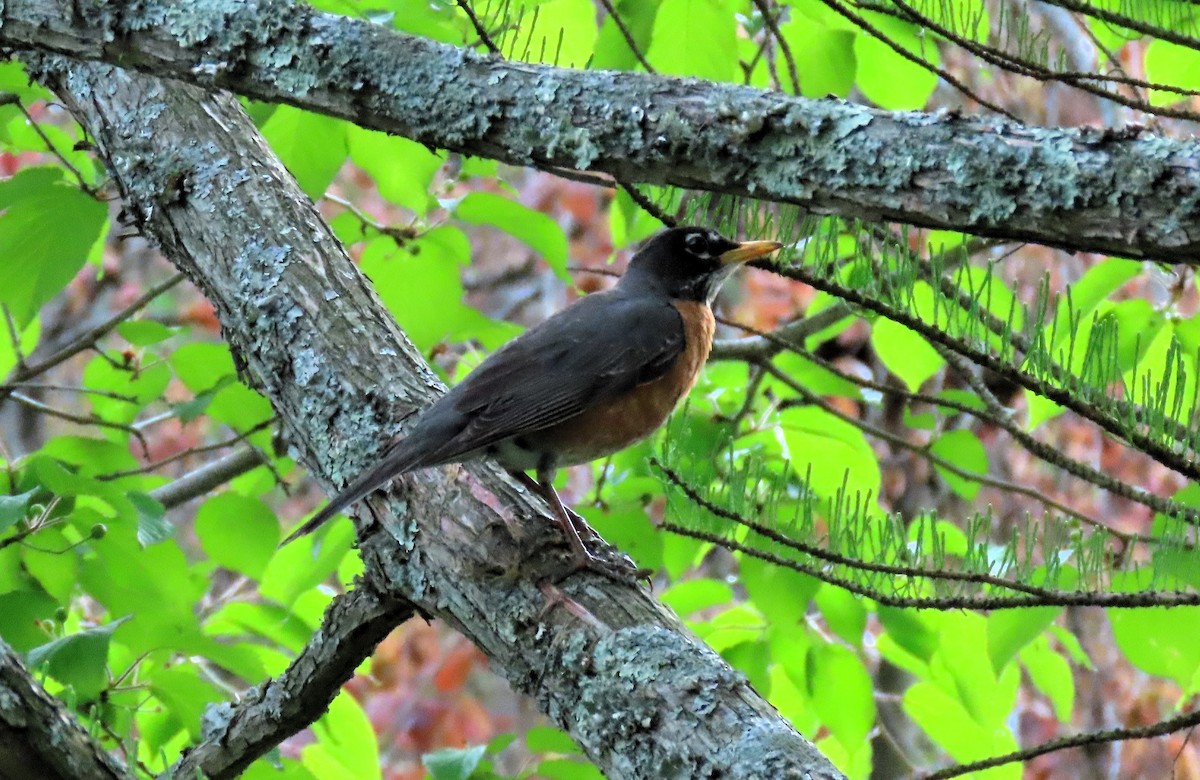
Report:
0,640,132,780
2,0,1200,263
23,53,843,780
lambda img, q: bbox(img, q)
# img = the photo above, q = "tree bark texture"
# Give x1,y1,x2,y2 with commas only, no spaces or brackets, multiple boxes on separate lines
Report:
18,52,844,780
4,0,1200,262
0,640,132,780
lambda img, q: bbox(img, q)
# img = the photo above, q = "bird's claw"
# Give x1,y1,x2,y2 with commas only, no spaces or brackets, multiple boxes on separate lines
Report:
555,545,651,586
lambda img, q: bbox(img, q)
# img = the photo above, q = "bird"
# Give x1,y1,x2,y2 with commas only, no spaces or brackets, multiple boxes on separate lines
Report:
284,226,782,573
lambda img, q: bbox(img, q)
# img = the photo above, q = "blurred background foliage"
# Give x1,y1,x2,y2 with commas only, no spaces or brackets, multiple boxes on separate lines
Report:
3,1,1200,778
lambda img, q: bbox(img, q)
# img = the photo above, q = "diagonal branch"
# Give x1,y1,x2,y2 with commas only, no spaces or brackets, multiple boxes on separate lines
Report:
0,640,132,780
3,0,1200,262
23,45,844,780
169,584,412,780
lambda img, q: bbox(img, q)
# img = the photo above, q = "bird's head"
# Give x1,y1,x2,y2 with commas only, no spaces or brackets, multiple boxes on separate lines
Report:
619,226,783,303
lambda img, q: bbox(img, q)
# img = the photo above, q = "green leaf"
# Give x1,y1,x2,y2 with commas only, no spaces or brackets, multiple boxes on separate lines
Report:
260,519,353,608
82,355,171,424
1111,607,1200,689
878,607,938,662
79,530,202,655
260,107,348,199
503,0,598,67
592,0,659,71
1021,637,1074,723
389,0,462,44
659,578,734,617
853,14,939,110
195,493,280,580
0,488,35,535
1048,259,1140,350
453,192,569,278
0,61,51,102
423,746,487,780
579,504,662,572
0,589,57,651
904,681,1020,774
128,492,171,546
815,586,866,647
807,644,875,746
527,725,582,754
936,613,1021,728
0,167,108,327
691,604,766,653
987,607,1060,673
22,535,77,604
361,226,520,351
117,320,176,346
170,342,235,392
740,556,819,625
777,22,856,98
303,691,382,780
778,406,881,505
0,313,38,377
872,317,943,391
27,615,131,700
204,602,312,654
1145,39,1200,106
929,429,987,500
647,0,737,82
41,436,138,477
149,667,222,741
347,127,443,213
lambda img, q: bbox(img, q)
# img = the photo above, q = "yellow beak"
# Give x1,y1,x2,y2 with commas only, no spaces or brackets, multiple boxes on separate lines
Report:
718,239,784,265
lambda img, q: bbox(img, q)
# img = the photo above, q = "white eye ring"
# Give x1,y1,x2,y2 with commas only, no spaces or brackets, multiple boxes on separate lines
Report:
685,233,706,251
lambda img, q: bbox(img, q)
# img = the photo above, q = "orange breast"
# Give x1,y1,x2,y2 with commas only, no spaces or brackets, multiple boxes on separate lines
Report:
532,300,715,467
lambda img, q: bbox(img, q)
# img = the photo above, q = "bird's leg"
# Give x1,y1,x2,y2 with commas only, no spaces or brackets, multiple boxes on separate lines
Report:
514,469,644,583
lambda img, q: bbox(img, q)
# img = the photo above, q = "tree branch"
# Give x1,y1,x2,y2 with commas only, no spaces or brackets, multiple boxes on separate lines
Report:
22,48,844,780
2,0,1200,262
170,584,413,780
0,640,132,780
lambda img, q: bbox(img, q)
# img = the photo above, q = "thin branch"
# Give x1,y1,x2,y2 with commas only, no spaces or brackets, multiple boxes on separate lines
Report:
8,391,150,456
709,303,854,361
166,583,412,780
772,262,1200,484
920,704,1200,779
750,0,800,94
815,0,1021,119
761,360,1125,539
711,308,1200,528
1,273,186,389
15,100,96,195
653,459,1064,597
455,0,500,54
595,0,655,73
149,447,271,509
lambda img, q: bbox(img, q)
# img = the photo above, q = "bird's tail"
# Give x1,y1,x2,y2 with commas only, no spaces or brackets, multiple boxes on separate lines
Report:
281,443,423,546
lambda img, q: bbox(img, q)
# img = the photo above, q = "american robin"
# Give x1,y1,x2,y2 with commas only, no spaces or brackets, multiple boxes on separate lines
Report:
285,226,782,570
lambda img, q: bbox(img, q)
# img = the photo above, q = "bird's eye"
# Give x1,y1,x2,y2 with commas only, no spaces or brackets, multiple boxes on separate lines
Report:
685,233,708,254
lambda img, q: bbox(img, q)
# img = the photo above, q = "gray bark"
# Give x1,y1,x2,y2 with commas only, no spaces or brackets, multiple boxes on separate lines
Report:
20,52,844,780
1,0,1199,263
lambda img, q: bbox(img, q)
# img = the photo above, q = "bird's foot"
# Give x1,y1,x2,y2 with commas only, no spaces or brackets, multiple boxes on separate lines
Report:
554,544,652,586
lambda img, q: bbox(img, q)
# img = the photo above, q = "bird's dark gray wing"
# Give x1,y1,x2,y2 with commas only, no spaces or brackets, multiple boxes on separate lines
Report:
418,289,686,465
282,290,684,544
